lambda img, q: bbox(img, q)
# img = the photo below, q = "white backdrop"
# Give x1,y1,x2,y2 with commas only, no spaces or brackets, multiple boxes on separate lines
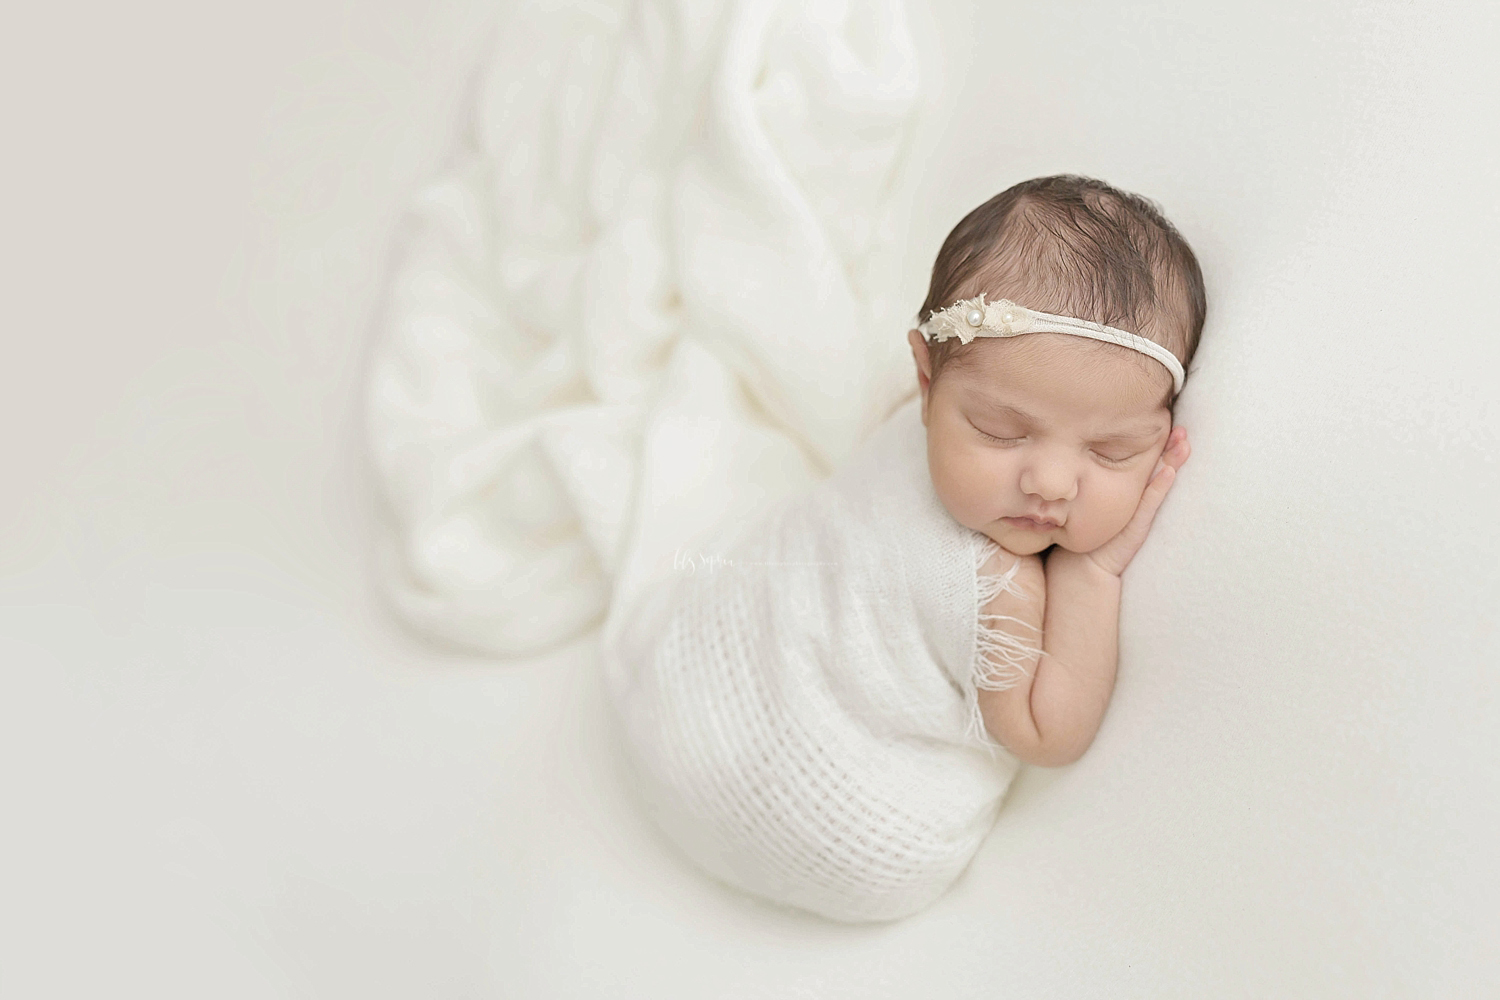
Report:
3,0,1498,996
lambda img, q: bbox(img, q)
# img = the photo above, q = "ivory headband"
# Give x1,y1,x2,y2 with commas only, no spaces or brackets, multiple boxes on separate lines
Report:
917,294,1186,395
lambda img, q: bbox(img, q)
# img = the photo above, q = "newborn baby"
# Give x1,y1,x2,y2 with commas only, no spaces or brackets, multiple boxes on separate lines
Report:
912,175,1201,766
603,174,1204,923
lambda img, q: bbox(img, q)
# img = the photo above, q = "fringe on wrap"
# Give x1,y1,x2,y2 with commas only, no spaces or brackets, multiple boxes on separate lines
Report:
963,534,1044,756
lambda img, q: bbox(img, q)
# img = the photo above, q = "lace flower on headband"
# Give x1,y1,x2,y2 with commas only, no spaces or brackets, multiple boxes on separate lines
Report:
918,294,1186,394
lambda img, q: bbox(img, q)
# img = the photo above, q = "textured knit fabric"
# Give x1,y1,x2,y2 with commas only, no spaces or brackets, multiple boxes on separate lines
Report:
601,396,1032,923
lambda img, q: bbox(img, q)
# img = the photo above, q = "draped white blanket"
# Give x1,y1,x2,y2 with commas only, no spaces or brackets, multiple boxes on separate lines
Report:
366,0,923,656
359,0,1031,922
601,397,1026,922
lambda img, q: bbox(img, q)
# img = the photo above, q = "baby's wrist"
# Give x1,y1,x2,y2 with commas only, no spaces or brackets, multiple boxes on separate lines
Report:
1049,546,1125,586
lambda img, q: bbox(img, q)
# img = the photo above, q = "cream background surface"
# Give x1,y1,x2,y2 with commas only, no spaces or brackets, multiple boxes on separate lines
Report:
3,0,1498,996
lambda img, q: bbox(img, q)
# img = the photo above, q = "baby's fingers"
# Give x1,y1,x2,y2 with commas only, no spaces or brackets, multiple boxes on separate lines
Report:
1133,462,1178,530
1086,431,1189,577
1154,426,1191,477
1165,427,1191,471
1087,463,1178,577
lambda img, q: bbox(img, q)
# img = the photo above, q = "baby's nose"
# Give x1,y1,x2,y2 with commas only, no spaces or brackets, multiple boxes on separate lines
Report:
1019,461,1077,503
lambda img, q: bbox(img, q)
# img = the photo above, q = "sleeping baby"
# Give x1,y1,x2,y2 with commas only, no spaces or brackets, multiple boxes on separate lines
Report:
602,174,1204,922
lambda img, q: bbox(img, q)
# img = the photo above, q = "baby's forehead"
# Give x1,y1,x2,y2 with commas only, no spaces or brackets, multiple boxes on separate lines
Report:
960,388,1167,441
947,337,1173,426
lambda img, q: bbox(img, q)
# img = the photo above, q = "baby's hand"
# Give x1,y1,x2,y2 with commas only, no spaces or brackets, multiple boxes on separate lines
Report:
1081,426,1190,579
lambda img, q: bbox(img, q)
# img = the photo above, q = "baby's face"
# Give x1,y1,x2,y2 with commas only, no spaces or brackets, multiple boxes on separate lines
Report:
909,330,1175,556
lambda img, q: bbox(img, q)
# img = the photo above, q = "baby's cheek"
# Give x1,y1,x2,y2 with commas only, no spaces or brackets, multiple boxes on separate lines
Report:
1065,484,1140,551
930,445,997,530
1102,484,1144,536
939,473,993,533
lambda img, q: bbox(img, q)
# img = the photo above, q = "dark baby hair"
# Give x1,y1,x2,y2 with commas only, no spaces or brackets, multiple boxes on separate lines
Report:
918,175,1206,394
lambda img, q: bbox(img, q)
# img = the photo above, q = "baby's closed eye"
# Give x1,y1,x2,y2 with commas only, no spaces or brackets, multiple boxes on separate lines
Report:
1090,447,1145,467
974,427,1025,446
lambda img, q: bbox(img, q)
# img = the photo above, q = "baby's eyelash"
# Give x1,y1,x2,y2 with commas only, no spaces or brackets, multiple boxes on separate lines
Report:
975,428,1024,446
972,421,1142,466
1091,451,1137,468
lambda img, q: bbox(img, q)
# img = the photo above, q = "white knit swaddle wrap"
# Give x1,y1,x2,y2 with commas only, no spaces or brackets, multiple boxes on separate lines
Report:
602,397,1032,922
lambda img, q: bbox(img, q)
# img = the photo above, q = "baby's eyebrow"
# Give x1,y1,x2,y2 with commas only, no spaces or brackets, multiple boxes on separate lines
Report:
968,398,1036,423
1090,425,1166,443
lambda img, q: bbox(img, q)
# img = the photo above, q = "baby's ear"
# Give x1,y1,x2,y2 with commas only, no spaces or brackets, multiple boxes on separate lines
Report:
907,329,932,425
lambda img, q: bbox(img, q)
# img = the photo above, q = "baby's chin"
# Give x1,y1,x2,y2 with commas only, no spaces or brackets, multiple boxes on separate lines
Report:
984,527,1055,557
986,524,1113,557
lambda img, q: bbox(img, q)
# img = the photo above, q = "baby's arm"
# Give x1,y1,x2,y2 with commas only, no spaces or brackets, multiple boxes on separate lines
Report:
978,428,1190,767
977,549,1121,767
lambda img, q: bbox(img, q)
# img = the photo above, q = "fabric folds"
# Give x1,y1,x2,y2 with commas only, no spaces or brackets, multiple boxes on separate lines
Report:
366,0,922,655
